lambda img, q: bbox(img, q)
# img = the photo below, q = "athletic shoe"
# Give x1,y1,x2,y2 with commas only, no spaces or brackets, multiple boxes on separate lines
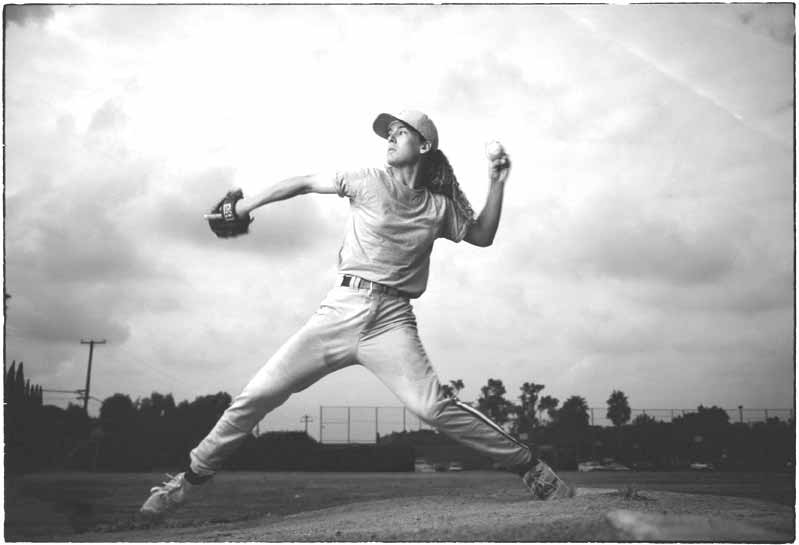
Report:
522,461,575,500
140,472,194,515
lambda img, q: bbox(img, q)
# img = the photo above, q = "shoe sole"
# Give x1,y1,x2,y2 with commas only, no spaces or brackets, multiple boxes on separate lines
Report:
546,483,576,500
523,467,576,501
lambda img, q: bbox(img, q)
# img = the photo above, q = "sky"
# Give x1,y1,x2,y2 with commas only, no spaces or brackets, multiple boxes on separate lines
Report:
4,4,795,438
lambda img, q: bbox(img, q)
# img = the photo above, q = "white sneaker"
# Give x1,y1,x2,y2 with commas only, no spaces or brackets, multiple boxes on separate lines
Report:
522,461,575,500
140,472,194,515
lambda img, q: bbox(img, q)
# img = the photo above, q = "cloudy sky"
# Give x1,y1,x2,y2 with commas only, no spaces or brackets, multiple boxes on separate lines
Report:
5,4,794,436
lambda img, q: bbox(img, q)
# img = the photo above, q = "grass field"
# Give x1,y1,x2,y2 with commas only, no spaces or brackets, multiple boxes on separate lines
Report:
5,470,795,541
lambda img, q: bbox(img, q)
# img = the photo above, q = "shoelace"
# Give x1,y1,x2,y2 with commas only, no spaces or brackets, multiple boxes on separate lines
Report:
150,473,182,494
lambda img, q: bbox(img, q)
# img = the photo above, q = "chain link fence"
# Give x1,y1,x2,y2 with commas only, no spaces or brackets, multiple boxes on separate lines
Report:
318,406,432,444
318,405,794,444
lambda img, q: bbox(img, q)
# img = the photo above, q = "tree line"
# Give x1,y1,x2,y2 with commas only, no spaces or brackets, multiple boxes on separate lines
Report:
4,365,794,473
450,377,793,471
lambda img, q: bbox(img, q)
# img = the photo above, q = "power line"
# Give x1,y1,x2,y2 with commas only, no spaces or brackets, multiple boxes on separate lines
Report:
42,388,83,394
106,345,183,386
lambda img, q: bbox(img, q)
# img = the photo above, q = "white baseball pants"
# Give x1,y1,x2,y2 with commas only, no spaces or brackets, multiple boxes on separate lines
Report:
189,281,533,475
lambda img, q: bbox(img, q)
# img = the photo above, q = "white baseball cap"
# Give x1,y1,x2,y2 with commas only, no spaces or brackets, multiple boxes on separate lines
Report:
373,110,439,150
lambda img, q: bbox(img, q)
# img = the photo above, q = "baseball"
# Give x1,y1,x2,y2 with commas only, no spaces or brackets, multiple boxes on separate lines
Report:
485,140,505,160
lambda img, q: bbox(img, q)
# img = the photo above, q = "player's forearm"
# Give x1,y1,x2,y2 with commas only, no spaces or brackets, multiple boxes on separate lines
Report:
466,181,506,247
236,175,316,217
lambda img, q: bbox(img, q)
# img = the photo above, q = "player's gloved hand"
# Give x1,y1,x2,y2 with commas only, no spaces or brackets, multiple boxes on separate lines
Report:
207,188,253,238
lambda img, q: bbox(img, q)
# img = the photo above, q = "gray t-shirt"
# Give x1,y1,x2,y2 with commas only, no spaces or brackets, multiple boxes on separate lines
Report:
335,167,472,298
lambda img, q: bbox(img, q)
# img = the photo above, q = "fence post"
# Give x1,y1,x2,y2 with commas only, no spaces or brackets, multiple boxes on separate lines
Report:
764,409,769,421
403,407,407,432
375,407,379,443
738,405,743,424
590,408,594,426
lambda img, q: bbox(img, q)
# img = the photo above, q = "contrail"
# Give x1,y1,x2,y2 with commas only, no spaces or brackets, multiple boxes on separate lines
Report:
559,8,790,151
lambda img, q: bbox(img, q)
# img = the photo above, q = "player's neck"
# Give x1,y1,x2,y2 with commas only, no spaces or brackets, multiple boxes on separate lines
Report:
389,163,424,189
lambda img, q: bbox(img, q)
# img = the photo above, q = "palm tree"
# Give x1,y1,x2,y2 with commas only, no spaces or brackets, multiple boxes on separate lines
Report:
538,395,559,424
606,390,631,427
442,379,465,399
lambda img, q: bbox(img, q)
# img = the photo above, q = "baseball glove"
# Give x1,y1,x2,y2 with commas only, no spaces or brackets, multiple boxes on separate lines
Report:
207,189,253,238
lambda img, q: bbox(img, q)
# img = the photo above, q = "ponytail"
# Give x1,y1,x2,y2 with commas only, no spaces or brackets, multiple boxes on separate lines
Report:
420,149,476,224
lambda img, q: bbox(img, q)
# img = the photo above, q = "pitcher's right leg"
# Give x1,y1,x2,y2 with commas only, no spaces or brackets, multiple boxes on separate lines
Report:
141,287,369,516
189,325,333,476
141,327,337,517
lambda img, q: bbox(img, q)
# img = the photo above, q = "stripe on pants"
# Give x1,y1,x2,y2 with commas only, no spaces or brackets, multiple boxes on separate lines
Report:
453,399,530,451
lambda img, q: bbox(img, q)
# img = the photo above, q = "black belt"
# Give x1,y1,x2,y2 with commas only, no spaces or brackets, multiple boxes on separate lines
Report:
340,275,408,298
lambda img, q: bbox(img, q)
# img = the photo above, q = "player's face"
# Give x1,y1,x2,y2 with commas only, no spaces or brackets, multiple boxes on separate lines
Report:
386,121,428,167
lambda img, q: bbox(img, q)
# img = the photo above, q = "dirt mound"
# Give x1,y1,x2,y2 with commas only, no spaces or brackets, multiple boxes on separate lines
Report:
80,487,794,542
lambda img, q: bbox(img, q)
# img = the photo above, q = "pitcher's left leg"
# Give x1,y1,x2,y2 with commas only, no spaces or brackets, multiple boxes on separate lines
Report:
358,322,573,500
358,323,531,469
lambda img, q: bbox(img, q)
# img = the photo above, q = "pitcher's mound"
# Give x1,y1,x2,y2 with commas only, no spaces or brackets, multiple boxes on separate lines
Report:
80,488,794,542
576,487,619,496
607,509,789,542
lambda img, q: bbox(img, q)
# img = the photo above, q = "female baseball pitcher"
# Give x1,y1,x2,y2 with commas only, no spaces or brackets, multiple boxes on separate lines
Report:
140,110,573,516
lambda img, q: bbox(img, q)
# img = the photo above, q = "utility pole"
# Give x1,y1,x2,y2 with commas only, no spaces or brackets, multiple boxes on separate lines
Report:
300,414,313,434
80,339,106,414
4,293,10,376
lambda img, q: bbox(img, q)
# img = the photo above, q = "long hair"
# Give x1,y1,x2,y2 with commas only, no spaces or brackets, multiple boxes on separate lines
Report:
419,149,476,225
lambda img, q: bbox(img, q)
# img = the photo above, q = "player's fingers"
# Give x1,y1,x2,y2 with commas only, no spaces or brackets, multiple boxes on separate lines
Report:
491,155,510,169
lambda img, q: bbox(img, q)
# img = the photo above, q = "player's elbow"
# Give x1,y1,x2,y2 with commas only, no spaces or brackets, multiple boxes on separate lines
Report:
476,235,495,247
464,221,499,247
465,229,495,247
295,176,316,195
304,173,339,195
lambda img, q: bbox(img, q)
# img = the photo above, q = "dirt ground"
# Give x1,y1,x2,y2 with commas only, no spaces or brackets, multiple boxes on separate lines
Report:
5,471,795,542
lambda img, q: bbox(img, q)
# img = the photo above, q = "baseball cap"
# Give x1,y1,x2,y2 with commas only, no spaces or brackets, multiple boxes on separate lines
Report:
373,110,439,150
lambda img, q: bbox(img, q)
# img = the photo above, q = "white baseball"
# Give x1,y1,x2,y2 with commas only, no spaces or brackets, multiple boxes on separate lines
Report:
485,140,505,160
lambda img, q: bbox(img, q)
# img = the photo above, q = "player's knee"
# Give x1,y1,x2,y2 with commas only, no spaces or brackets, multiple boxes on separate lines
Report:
234,383,292,414
409,399,446,425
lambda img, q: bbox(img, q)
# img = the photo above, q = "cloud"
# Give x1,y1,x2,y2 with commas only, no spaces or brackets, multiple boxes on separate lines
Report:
511,184,740,287
735,4,794,45
89,100,127,132
632,269,793,316
570,207,737,285
4,91,184,379
569,314,661,357
5,5,54,27
436,52,539,114
8,287,131,346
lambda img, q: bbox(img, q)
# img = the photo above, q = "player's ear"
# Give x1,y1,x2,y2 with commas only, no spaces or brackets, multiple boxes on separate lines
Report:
419,140,432,155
